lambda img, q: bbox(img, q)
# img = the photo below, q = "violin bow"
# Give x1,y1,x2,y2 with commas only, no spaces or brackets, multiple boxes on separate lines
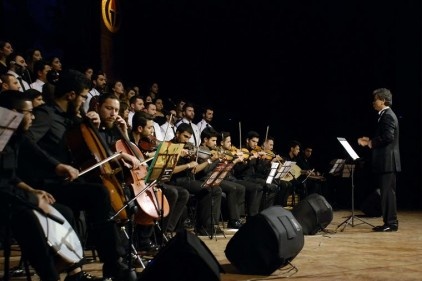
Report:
162,113,173,141
238,121,242,150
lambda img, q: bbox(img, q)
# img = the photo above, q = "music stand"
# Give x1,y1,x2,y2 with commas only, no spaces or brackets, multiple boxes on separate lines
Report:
144,141,184,242
336,137,374,232
201,161,235,240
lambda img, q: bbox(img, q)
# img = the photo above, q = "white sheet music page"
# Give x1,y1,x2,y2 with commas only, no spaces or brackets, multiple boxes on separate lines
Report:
0,107,23,152
337,137,360,160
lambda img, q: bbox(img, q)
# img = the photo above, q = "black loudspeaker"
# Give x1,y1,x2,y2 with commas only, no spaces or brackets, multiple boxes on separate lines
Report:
360,189,382,217
292,193,333,235
140,229,223,281
225,206,304,275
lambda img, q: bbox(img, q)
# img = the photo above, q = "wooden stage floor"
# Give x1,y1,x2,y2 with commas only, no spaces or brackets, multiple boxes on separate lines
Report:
2,210,422,281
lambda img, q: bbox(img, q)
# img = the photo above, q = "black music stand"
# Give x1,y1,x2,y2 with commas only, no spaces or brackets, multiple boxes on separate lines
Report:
335,137,374,232
200,161,235,240
273,161,299,206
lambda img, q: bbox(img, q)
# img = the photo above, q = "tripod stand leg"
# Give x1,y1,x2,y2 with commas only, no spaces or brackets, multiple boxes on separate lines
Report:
121,226,145,269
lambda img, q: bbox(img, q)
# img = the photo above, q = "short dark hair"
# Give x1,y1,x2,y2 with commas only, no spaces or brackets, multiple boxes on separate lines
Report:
132,111,153,132
54,69,91,98
373,88,392,106
176,123,193,135
0,90,30,110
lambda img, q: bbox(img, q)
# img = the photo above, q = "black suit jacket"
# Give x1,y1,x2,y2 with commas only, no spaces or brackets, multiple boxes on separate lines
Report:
371,107,401,173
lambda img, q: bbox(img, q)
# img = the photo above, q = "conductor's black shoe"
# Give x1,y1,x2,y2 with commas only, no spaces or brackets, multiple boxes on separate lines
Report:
372,224,398,232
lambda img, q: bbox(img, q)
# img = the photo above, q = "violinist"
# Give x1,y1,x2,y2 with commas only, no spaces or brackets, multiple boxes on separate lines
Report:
18,70,137,281
196,128,245,230
130,111,189,244
220,131,264,219
259,137,293,208
169,123,223,236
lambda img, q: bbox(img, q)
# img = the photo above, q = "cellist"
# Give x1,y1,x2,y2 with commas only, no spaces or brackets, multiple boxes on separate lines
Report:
129,111,189,249
18,70,138,281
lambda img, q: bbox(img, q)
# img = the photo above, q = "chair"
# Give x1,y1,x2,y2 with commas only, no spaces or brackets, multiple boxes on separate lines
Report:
1,203,33,281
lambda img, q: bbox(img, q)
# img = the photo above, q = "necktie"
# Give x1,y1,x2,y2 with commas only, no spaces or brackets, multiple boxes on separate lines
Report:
17,77,26,91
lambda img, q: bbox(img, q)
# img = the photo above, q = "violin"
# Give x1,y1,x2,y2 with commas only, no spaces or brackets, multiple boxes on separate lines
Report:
138,135,158,153
252,146,277,160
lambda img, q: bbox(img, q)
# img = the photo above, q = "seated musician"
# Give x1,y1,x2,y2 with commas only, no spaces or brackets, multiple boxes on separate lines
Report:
169,123,223,236
282,140,307,202
196,127,245,229
296,144,327,197
0,90,101,281
259,136,293,208
17,70,138,281
130,111,189,248
232,131,274,217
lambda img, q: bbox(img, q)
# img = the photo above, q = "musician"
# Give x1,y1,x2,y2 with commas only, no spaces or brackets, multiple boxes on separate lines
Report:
283,140,307,202
130,111,189,248
0,90,101,281
196,128,245,229
225,131,265,218
260,136,293,208
17,70,137,281
296,144,327,196
169,123,223,236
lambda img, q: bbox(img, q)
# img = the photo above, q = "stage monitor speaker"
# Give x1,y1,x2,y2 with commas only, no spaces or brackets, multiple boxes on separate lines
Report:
225,206,304,275
292,193,333,235
140,229,223,281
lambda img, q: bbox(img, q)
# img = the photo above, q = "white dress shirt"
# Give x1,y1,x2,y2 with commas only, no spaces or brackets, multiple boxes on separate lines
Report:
160,122,176,141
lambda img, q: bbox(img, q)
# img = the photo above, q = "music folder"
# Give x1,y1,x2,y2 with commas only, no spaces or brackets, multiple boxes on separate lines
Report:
144,141,185,183
0,107,24,152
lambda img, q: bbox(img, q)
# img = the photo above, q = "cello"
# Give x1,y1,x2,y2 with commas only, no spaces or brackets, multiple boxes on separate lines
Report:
66,112,130,223
114,126,170,225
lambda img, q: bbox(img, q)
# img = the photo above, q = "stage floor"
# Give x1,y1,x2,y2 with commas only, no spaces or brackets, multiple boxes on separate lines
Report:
2,210,422,281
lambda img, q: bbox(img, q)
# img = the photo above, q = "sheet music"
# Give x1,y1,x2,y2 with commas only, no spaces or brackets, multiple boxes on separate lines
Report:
337,137,360,160
266,162,279,184
145,142,184,183
0,107,23,152
275,161,296,179
203,161,235,187
329,159,346,174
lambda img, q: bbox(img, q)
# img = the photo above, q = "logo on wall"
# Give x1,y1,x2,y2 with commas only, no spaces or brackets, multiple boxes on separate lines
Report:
101,0,121,33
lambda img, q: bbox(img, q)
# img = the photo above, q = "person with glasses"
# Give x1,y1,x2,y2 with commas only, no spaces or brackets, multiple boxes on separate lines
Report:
0,90,102,281
17,70,139,280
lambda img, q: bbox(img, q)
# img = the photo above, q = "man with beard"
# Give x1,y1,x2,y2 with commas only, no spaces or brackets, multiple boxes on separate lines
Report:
82,70,107,113
0,90,103,281
18,69,140,281
6,52,30,91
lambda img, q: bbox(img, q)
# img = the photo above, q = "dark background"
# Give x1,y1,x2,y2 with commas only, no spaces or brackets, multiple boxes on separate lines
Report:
1,0,421,209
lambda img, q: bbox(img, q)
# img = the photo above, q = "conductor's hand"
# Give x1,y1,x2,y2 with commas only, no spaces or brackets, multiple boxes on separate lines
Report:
358,137,370,147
